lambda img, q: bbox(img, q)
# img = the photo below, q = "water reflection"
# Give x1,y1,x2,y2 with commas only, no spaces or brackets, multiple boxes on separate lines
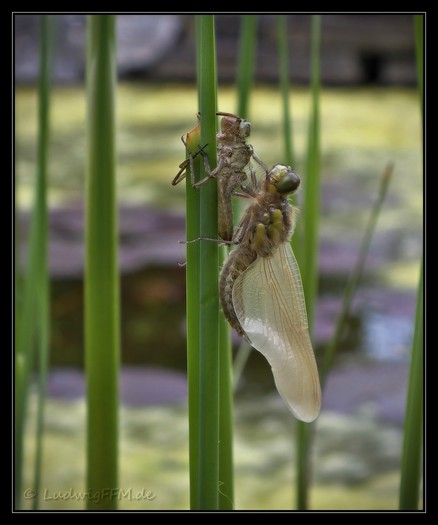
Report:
362,310,413,361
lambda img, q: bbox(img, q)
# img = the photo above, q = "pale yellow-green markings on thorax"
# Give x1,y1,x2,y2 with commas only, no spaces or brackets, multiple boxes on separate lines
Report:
267,209,283,244
251,223,267,251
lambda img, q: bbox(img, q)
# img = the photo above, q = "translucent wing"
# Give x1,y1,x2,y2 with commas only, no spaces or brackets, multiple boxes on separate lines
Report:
232,242,321,422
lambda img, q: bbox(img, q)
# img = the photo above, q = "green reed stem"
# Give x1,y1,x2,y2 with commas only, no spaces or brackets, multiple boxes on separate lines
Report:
14,353,26,508
295,14,321,511
399,259,423,510
218,246,234,509
277,15,294,167
185,127,202,509
300,14,321,329
231,14,259,393
32,17,55,509
277,14,302,256
85,15,119,510
15,15,54,509
236,15,258,119
398,15,424,510
194,15,220,510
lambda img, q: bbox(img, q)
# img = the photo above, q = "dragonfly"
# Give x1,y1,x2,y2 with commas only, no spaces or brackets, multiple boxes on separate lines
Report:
219,164,321,422
172,112,268,241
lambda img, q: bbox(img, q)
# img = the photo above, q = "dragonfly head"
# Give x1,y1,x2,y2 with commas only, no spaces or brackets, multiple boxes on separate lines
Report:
220,114,251,140
237,119,251,139
268,165,300,195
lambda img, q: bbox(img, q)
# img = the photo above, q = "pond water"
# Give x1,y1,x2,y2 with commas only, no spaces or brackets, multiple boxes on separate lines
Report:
22,360,412,510
16,84,423,510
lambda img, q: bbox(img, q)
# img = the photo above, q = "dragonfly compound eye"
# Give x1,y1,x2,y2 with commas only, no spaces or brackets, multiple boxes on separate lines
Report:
239,121,251,139
273,166,300,195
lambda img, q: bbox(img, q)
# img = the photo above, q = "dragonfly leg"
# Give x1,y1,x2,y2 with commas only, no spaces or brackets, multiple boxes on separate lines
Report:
247,161,259,189
237,185,258,198
192,155,226,188
180,236,235,246
249,146,270,174
172,141,209,186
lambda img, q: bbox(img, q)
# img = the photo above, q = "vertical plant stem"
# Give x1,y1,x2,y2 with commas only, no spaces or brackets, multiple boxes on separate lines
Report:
277,14,302,258
195,15,220,510
33,282,49,511
85,15,119,510
231,15,259,393
399,14,424,510
15,14,54,509
236,15,258,119
277,15,294,167
300,14,321,326
14,353,26,508
295,14,321,511
32,16,55,509
185,128,202,509
218,247,234,509
399,260,423,510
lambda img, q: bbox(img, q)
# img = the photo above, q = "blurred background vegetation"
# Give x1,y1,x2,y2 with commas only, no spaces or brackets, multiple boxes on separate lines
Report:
15,14,422,510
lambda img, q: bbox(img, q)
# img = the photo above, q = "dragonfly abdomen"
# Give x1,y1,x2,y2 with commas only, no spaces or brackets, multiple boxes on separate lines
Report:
219,245,256,337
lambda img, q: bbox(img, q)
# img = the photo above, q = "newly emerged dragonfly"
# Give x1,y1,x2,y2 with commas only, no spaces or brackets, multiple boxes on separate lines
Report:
220,165,321,422
172,112,268,241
